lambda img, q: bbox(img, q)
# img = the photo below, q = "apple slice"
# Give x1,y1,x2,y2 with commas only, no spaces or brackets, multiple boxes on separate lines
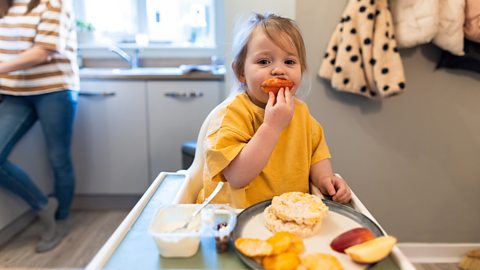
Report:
345,235,397,264
330,227,375,253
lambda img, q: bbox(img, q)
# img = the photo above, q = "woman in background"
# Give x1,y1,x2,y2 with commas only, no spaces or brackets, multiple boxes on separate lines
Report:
0,0,79,252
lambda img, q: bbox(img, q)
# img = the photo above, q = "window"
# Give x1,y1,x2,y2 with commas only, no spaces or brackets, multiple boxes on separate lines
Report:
75,0,217,48
146,0,215,47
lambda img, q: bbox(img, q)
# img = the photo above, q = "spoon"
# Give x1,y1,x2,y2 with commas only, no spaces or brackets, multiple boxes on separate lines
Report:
169,181,224,233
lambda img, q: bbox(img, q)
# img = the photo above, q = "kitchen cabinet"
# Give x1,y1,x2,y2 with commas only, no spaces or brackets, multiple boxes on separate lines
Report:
74,78,223,193
73,80,149,194
1,78,222,199
147,81,222,179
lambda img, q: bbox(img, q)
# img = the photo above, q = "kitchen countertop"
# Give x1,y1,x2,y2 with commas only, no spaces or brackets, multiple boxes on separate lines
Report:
79,65,225,80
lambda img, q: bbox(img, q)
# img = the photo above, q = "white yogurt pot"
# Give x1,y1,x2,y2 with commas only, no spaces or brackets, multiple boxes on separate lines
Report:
149,204,237,258
148,204,202,258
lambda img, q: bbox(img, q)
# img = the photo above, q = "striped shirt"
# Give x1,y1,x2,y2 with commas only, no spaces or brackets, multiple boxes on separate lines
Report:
0,0,79,95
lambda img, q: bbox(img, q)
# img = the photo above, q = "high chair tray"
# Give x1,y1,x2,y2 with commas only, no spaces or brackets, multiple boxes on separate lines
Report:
86,172,414,270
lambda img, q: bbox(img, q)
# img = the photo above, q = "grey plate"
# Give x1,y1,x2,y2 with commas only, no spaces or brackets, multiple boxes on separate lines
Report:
231,199,384,270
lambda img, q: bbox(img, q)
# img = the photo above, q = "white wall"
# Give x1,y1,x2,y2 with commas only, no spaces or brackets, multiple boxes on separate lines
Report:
297,0,480,242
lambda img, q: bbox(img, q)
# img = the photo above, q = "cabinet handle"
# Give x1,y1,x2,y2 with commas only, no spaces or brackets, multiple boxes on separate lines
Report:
164,91,204,98
79,91,116,97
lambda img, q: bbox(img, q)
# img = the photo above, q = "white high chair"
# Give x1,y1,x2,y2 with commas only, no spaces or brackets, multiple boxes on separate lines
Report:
168,104,415,269
87,103,414,270
171,104,221,204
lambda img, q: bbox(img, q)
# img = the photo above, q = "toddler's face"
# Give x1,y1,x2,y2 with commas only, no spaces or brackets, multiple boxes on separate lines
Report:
239,28,302,107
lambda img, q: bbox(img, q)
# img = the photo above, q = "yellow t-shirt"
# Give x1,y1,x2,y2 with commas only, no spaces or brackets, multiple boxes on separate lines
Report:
197,92,331,208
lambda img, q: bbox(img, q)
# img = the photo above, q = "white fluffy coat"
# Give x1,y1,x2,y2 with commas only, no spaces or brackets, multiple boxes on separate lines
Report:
390,0,465,55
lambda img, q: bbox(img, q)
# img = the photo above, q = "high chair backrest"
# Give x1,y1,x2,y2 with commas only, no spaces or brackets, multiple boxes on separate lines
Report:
171,104,222,204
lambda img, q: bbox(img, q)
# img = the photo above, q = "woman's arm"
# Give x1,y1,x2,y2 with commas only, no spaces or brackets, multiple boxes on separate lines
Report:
0,46,53,73
310,158,351,203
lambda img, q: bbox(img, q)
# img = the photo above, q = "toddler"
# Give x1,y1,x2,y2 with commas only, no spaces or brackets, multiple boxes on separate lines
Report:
197,13,351,208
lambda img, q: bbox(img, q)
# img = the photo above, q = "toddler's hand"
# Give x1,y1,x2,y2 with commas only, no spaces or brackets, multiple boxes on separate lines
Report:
263,88,295,133
318,175,351,203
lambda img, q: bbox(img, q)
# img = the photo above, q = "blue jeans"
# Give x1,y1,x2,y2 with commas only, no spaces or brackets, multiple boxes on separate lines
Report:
0,90,78,220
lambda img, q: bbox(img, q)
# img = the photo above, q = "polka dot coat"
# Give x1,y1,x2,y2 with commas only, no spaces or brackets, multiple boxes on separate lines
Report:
319,0,406,99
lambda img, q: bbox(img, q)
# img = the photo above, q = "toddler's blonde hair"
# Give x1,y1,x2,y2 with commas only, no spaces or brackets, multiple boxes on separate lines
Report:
231,13,307,83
